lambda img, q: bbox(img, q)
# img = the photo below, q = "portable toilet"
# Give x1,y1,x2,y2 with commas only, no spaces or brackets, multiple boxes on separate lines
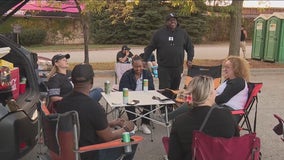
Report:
275,13,284,63
251,14,270,60
263,12,284,62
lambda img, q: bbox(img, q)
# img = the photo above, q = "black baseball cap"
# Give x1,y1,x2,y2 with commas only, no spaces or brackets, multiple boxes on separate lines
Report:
166,13,178,21
71,63,94,83
51,54,70,65
121,45,131,51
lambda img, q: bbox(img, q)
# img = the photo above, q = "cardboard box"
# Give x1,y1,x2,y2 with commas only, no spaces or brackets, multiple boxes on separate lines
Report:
10,67,19,100
0,59,14,69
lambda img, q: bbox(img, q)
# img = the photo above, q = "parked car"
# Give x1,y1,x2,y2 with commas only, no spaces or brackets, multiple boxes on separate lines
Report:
0,0,42,159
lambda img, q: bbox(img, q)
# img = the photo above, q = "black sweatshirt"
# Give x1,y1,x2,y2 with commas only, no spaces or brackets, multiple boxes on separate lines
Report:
144,26,194,68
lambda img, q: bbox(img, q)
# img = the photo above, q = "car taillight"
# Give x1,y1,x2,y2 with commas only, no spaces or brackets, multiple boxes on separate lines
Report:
19,141,27,150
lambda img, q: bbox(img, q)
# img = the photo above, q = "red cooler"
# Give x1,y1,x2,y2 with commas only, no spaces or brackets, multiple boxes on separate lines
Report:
10,67,19,99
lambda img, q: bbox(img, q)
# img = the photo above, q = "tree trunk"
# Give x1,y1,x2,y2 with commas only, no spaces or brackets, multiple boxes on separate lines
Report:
75,0,89,63
82,14,90,63
228,0,244,56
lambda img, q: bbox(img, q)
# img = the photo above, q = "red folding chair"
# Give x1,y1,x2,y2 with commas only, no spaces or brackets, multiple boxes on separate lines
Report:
231,82,263,133
38,102,143,160
273,114,284,141
192,131,261,160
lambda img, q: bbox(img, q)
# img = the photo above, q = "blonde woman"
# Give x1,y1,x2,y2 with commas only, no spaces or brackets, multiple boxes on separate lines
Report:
47,54,72,104
47,54,103,111
168,75,239,160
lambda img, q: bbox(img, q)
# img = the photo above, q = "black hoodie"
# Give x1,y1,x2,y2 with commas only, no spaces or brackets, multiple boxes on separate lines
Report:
144,25,194,68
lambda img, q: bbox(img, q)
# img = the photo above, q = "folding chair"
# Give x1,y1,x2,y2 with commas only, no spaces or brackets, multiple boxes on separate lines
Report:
166,64,222,106
273,114,284,141
38,102,143,160
114,63,132,85
184,64,222,89
192,131,261,160
231,82,263,133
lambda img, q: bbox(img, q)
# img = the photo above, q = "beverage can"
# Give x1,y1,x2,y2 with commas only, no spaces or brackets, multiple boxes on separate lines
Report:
123,88,128,104
122,132,131,142
143,79,148,91
122,132,132,153
104,80,110,94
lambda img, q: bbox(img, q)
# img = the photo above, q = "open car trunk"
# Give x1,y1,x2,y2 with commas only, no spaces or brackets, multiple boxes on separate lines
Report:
0,0,40,159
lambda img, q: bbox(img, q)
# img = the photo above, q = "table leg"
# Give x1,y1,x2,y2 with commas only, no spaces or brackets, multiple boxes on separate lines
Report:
165,105,170,137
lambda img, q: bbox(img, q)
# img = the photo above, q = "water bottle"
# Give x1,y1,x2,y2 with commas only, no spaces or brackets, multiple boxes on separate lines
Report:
152,66,158,78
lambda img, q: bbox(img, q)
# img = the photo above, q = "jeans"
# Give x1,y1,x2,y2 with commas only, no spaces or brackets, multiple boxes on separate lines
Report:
89,87,103,102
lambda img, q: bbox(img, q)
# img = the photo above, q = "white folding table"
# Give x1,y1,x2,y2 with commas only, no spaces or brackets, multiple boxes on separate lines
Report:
101,90,175,136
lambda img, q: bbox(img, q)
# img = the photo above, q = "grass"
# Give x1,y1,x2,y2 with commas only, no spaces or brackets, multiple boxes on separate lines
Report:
26,44,143,52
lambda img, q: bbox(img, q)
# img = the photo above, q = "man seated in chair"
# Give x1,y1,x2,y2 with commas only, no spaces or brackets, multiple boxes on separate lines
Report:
119,55,155,135
55,63,137,160
117,45,134,63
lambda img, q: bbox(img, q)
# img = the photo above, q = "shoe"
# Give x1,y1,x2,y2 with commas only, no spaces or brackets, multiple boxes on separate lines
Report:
140,124,151,135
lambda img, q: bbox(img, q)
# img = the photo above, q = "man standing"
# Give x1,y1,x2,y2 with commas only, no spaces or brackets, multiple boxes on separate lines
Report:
240,25,248,59
143,13,194,91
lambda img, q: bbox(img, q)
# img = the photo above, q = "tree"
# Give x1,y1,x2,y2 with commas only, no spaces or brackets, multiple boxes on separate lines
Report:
168,0,245,56
74,0,108,63
228,0,243,56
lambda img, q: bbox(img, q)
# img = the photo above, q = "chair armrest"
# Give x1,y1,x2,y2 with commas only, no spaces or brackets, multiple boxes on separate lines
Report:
78,135,143,153
231,110,244,115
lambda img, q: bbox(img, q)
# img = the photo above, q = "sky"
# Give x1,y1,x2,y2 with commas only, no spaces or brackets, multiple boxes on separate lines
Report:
243,1,284,8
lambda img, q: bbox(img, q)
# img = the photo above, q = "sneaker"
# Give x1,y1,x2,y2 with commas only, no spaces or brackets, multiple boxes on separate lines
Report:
140,124,151,135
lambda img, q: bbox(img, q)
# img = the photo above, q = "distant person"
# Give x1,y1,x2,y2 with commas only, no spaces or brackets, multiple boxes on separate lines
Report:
47,54,102,111
119,55,155,134
143,13,194,90
116,45,134,63
56,63,137,160
240,25,248,59
139,52,158,75
168,75,239,160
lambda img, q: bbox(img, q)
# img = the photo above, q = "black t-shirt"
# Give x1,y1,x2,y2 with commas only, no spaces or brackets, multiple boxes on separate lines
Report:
116,51,134,63
47,71,73,98
56,91,108,160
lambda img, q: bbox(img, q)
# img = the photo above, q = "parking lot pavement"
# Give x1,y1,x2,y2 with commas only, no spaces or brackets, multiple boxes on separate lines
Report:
36,42,252,63
24,41,284,160
97,69,284,160
21,68,284,160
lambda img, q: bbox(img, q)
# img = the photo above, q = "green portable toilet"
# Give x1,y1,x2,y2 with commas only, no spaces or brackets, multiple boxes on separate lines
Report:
275,13,284,63
263,12,284,62
251,14,270,60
